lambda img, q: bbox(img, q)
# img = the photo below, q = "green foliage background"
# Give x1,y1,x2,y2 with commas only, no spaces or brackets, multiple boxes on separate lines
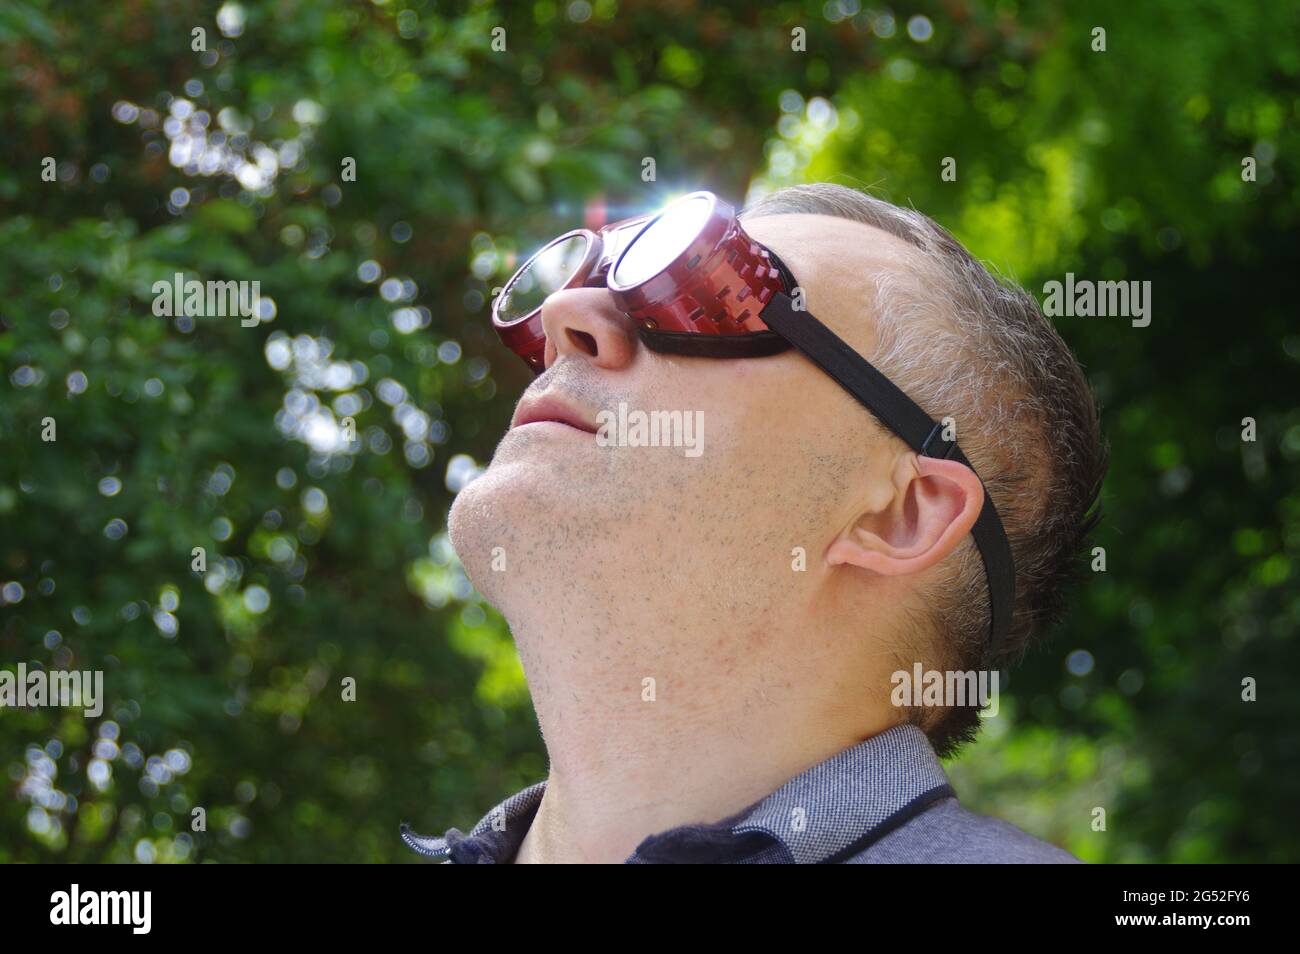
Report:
1,0,1296,862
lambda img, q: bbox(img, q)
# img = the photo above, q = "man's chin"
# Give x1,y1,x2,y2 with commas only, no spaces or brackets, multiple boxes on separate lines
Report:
447,456,589,577
447,460,614,616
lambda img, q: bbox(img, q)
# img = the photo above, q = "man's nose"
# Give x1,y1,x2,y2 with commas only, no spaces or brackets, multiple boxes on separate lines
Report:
539,287,639,371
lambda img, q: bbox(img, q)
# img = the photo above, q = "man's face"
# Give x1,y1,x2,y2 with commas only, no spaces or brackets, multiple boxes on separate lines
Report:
449,214,919,653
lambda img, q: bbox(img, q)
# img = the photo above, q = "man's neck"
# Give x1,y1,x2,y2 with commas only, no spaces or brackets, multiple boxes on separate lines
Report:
508,611,894,864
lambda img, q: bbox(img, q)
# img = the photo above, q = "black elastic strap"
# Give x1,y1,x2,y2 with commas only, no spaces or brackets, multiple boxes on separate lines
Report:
759,290,1015,652
640,328,792,359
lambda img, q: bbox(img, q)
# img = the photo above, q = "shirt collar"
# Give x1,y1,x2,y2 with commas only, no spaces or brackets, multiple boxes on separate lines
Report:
401,723,953,864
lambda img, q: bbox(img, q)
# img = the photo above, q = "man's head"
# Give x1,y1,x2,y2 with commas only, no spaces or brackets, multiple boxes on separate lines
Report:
450,182,1106,757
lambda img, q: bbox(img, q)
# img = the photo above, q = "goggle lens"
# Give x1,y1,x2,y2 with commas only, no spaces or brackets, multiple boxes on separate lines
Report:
611,194,712,288
498,232,592,325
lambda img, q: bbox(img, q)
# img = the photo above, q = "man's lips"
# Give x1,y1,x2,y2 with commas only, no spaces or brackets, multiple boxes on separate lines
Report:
510,392,599,434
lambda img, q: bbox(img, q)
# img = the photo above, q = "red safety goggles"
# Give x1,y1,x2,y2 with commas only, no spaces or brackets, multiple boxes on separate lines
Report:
491,191,1015,653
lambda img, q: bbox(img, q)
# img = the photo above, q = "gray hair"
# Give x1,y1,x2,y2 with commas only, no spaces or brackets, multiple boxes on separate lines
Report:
741,183,1107,755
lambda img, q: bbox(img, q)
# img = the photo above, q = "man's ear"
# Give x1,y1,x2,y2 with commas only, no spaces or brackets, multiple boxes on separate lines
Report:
826,454,985,576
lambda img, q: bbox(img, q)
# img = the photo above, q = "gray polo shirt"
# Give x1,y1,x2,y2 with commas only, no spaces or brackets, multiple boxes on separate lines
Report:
401,723,1080,863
